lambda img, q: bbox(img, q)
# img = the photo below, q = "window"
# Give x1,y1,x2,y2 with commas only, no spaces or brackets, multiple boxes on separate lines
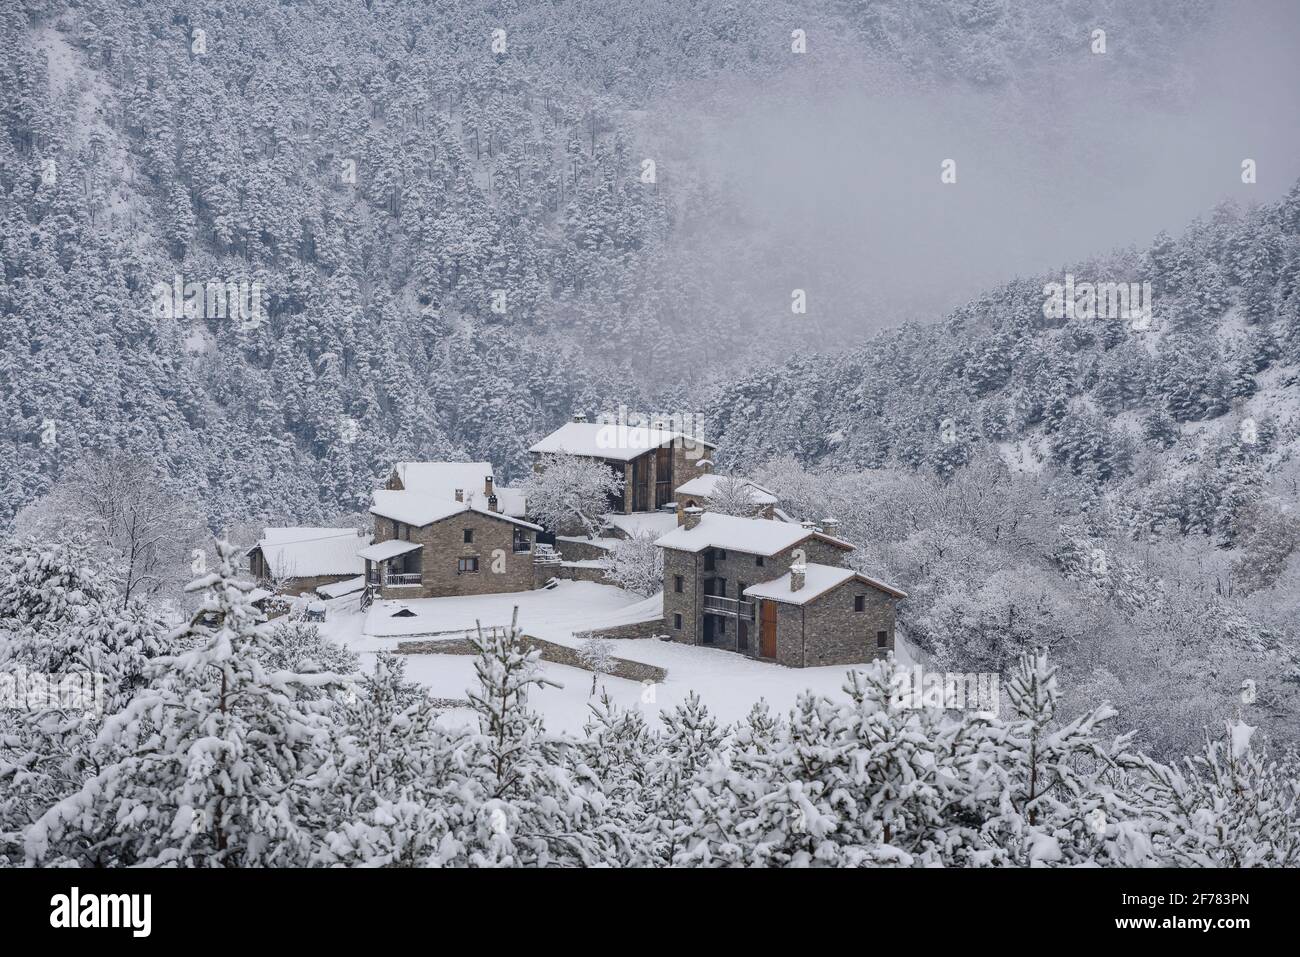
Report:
715,578,727,597
463,528,474,544
458,557,479,574
717,549,727,560
756,555,764,567
854,595,865,612
717,617,726,634
673,575,684,593
673,613,682,630
512,527,531,553
876,630,888,648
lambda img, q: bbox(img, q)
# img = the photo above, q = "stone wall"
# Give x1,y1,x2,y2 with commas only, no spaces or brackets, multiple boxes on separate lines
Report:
395,634,668,685
553,537,613,562
803,584,896,667
374,511,536,599
556,562,608,583
280,573,357,597
575,615,666,641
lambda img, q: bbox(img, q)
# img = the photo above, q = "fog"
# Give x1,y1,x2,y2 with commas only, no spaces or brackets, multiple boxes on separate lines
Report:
645,0,1300,350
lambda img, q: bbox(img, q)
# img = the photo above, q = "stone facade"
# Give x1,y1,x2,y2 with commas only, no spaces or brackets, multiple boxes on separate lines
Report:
765,583,897,668
660,535,855,657
371,510,536,600
659,525,902,668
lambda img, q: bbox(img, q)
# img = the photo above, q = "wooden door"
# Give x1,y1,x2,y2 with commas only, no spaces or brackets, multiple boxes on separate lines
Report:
760,600,778,658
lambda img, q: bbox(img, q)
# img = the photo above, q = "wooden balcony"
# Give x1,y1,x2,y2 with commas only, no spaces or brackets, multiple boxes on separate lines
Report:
702,594,755,620
385,572,423,586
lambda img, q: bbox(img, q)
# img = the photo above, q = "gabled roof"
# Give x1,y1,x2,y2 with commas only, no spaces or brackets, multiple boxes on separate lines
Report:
389,462,528,517
391,461,492,498
674,473,779,506
743,563,907,605
358,539,423,562
529,421,716,463
494,485,528,518
249,528,370,578
369,490,542,531
654,512,854,557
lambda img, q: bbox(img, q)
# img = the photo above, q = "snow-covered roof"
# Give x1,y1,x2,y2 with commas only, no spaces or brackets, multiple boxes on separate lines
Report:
258,527,357,545
494,485,528,518
743,563,907,605
370,490,542,531
391,461,494,499
603,511,679,540
529,421,716,462
250,528,369,578
654,513,854,557
674,473,779,506
316,576,365,599
358,539,424,562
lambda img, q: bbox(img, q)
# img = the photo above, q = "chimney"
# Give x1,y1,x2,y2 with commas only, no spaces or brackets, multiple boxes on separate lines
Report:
822,517,840,536
683,506,703,530
484,474,494,497
800,520,816,532
454,488,464,503
572,411,588,424
488,494,499,513
790,563,806,592
697,458,713,473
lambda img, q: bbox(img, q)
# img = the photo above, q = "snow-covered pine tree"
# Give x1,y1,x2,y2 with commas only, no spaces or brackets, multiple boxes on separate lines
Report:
642,691,724,866
458,609,604,866
316,653,463,867
1126,721,1300,867
25,540,344,867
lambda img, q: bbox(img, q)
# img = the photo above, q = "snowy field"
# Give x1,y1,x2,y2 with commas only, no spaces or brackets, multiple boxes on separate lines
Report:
309,582,919,735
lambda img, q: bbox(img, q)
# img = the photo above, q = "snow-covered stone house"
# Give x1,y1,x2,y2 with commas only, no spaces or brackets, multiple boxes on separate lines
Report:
361,464,543,600
246,527,370,596
656,510,907,668
529,414,715,515
672,470,780,523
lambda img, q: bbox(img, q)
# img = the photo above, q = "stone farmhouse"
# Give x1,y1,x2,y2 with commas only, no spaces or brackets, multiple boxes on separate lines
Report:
361,464,543,600
529,413,716,516
655,508,907,668
246,527,370,595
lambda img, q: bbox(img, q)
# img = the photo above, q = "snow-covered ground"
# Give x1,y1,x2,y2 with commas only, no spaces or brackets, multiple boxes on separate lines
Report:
310,582,920,735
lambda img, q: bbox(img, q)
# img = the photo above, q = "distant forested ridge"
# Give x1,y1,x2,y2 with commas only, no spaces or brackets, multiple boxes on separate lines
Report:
0,0,1222,526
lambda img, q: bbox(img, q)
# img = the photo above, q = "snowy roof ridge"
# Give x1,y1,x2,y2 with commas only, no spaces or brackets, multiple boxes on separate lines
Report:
654,512,854,557
370,489,542,531
674,473,779,505
743,563,908,605
529,421,716,462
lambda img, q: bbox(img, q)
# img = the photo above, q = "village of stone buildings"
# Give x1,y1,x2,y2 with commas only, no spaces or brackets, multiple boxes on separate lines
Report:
245,412,908,684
